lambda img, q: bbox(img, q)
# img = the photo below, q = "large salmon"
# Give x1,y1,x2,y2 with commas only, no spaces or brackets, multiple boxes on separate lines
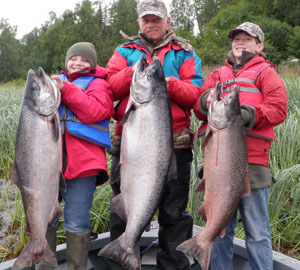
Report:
12,68,64,270
177,84,250,270
98,55,177,270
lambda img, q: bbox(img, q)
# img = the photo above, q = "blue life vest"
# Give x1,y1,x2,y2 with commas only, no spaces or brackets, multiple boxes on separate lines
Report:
58,74,111,149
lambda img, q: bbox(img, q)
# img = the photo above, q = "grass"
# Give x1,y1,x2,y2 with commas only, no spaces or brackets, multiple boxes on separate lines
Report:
0,70,300,262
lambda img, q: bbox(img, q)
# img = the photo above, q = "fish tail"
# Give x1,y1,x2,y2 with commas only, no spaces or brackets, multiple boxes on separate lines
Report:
13,240,57,270
98,236,141,270
36,241,58,269
177,236,213,270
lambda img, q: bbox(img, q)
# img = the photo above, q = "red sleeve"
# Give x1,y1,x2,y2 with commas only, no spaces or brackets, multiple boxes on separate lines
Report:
254,67,288,129
167,56,202,109
60,79,114,124
193,69,220,120
106,50,134,101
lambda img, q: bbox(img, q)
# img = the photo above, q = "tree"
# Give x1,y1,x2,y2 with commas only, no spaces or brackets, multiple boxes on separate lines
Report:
20,29,47,78
256,17,293,64
170,0,194,33
270,0,300,27
0,20,23,82
109,0,138,44
194,0,235,30
288,26,300,59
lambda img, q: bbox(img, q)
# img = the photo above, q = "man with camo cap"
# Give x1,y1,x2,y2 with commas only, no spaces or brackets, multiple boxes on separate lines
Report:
104,0,204,269
194,21,287,270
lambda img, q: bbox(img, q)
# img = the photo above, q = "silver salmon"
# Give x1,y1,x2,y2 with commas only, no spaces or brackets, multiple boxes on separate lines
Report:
98,55,177,270
12,67,64,270
177,85,250,270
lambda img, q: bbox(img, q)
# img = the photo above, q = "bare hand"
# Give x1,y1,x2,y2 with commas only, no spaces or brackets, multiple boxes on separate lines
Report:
206,89,214,108
51,75,64,91
165,77,170,89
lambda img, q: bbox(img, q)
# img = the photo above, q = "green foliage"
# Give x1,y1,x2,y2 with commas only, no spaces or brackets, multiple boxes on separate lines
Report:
171,0,194,33
0,85,22,179
196,1,250,65
270,0,300,27
288,26,300,59
0,20,24,82
256,17,293,65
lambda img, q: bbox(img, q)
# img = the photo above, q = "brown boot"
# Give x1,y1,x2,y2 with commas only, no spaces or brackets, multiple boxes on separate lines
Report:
66,230,90,270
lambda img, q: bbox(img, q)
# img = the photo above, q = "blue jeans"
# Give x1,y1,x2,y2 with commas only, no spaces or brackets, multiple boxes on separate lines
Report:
210,187,273,270
59,176,96,233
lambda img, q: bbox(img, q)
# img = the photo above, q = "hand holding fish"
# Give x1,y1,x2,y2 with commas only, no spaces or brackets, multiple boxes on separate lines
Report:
165,77,170,88
51,75,64,91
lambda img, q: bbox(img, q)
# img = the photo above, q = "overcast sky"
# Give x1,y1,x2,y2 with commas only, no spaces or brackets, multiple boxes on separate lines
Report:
0,0,172,39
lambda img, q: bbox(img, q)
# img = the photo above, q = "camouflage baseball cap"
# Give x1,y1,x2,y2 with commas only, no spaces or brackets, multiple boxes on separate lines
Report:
228,22,264,43
138,0,168,19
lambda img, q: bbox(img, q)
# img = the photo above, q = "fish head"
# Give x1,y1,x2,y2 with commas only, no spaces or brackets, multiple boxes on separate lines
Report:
131,54,166,104
24,67,61,116
208,85,241,129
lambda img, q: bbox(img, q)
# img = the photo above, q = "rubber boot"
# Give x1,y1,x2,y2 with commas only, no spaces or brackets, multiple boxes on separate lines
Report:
46,229,57,253
66,230,90,270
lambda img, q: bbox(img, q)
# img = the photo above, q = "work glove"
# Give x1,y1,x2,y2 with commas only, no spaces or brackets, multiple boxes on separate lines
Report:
173,128,193,149
240,104,256,131
198,89,213,116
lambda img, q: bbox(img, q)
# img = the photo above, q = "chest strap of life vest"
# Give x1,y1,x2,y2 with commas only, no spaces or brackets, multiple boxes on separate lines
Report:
58,74,111,149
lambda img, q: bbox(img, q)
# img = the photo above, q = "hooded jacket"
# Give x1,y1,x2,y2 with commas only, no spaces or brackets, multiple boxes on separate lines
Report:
106,33,204,136
194,54,287,167
60,65,114,184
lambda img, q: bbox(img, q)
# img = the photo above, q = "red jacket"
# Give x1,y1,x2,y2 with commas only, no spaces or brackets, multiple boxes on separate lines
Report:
106,39,203,135
60,65,114,184
194,55,287,167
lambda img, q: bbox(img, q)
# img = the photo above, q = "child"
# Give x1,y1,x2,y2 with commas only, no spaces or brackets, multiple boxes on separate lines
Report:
50,42,114,269
193,22,287,270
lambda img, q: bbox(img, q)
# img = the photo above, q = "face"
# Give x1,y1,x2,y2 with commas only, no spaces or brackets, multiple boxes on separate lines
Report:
67,55,91,74
137,14,171,44
232,32,264,64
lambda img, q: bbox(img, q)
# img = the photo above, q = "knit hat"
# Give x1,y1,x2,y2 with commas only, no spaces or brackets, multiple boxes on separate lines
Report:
138,0,168,19
228,22,264,43
65,42,97,69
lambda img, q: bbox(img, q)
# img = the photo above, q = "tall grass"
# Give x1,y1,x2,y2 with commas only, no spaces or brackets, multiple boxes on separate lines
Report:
0,85,23,179
0,75,300,261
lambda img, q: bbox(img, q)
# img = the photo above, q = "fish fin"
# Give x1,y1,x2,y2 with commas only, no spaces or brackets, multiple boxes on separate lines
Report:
241,170,251,197
59,171,66,191
198,202,208,222
110,194,127,223
119,103,136,126
98,234,140,270
12,240,35,270
195,178,205,193
167,151,178,182
25,224,30,235
11,160,20,188
36,241,58,269
52,113,60,141
201,127,213,150
110,162,121,185
177,235,213,270
12,239,57,270
219,227,227,238
48,201,63,227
